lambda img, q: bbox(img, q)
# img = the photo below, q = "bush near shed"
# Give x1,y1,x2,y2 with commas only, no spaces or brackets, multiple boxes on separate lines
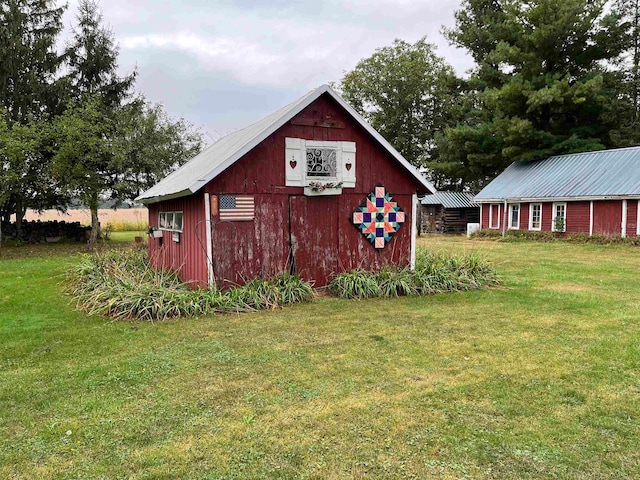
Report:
1,220,91,244
472,228,640,245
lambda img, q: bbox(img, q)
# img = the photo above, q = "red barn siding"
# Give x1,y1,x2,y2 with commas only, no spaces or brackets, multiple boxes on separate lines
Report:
145,92,424,288
626,200,638,236
541,203,553,231
519,203,529,230
566,201,590,234
147,195,208,287
593,200,622,236
481,205,489,229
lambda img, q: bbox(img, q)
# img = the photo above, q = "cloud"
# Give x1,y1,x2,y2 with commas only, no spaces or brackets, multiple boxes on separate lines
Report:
60,0,475,137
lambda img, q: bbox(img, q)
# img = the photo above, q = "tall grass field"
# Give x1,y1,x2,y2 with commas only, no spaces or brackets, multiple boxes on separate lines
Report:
1,235,639,478
17,207,148,231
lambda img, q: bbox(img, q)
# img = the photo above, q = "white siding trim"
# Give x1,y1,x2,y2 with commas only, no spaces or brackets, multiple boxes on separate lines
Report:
410,194,417,270
637,200,640,236
622,199,628,238
479,204,483,229
204,193,214,287
589,201,594,236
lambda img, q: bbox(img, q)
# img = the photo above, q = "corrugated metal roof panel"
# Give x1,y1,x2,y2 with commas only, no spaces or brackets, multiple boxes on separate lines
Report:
475,146,640,202
421,192,479,208
136,85,435,203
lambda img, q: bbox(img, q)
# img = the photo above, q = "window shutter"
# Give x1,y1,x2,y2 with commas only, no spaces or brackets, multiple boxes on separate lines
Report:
285,137,305,187
341,141,356,187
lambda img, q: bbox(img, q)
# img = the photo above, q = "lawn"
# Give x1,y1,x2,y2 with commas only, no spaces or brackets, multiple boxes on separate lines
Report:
1,235,639,479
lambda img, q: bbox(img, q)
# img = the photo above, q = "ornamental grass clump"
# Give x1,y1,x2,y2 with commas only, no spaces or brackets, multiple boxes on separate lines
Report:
66,248,313,321
329,250,500,299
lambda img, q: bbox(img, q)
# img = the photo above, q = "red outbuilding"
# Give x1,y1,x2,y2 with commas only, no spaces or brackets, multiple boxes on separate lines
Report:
474,146,640,237
136,85,434,288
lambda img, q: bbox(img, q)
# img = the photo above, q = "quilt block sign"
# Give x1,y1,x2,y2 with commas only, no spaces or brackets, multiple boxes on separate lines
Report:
352,184,405,249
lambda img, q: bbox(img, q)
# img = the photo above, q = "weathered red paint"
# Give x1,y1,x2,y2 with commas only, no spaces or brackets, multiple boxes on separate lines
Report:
147,195,207,287
593,200,622,236
147,93,425,288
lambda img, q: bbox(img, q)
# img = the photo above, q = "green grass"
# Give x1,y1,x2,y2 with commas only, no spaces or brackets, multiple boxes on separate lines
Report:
1,235,639,478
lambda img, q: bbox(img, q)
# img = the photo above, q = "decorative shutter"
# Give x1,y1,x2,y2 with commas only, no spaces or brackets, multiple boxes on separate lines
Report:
285,137,305,187
341,141,356,187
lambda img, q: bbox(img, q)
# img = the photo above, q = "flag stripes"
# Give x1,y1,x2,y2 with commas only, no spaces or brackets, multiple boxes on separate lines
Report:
219,195,255,221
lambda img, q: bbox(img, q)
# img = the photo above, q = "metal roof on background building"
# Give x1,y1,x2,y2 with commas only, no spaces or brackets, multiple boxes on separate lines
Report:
136,84,435,204
421,191,479,209
474,146,640,202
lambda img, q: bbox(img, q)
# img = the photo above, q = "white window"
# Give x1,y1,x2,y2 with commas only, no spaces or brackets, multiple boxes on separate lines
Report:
489,203,500,229
552,202,567,232
285,138,356,189
158,211,183,232
529,203,542,231
508,204,520,229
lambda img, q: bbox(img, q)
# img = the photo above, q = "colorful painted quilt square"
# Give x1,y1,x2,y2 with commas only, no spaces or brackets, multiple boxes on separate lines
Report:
351,184,405,249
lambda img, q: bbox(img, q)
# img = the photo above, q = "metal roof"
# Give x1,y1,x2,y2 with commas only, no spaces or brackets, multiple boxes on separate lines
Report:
136,85,435,203
474,146,640,202
421,191,479,209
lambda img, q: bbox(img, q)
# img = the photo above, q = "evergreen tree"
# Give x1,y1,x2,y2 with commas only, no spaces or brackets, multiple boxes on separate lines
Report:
611,0,640,146
56,0,136,246
0,0,65,236
434,0,627,191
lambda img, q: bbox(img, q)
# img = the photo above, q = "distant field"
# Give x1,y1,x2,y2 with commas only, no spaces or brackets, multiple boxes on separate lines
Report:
18,208,149,230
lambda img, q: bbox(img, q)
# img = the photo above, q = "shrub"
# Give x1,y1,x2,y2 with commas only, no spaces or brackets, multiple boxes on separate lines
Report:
471,228,640,246
329,250,500,300
1,220,90,243
66,248,314,321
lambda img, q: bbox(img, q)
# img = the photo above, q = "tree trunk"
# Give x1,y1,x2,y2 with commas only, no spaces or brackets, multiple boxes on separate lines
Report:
15,195,25,241
87,193,100,248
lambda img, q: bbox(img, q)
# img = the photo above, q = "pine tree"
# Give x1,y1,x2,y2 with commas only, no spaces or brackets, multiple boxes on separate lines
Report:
56,0,136,246
434,0,628,191
611,0,640,146
0,0,65,237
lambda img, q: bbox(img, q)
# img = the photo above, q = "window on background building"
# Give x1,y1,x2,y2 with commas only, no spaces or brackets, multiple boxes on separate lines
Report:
552,202,567,232
509,204,520,229
158,211,183,232
489,204,500,229
529,204,542,230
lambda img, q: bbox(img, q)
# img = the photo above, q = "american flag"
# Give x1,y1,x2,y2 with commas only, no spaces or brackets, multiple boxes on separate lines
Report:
219,195,255,221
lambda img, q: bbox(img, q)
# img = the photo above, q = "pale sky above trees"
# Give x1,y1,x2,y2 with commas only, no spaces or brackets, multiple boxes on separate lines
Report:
59,0,472,142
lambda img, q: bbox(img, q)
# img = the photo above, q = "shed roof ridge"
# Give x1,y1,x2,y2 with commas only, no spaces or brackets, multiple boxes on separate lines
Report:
136,85,433,203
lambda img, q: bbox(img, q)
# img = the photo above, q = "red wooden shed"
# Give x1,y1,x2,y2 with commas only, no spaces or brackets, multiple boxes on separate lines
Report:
136,85,434,288
475,146,640,237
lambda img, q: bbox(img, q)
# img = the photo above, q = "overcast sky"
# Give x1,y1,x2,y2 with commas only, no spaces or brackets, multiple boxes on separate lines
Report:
61,0,473,144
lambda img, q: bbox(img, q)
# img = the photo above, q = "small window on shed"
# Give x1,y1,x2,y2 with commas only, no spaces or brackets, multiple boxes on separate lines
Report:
158,211,183,232
306,147,338,178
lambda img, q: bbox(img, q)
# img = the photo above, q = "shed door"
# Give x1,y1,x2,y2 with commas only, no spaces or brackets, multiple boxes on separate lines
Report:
289,195,339,287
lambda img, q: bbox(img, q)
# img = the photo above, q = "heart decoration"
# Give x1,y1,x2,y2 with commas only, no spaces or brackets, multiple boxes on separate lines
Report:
345,163,352,171
289,160,297,169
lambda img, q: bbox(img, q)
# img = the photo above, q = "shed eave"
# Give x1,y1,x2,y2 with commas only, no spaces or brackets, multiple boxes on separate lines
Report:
136,188,194,205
